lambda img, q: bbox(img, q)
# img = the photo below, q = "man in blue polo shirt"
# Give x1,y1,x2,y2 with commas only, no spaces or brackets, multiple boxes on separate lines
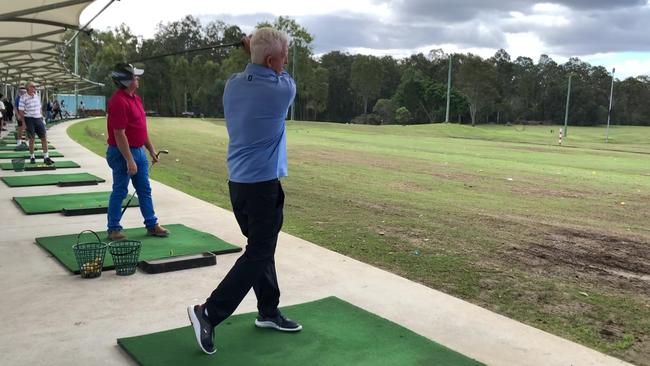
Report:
188,27,300,355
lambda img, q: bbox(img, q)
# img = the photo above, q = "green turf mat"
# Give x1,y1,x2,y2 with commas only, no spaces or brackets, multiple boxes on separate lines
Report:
118,297,483,366
35,224,241,273
0,151,63,159
0,160,80,170
13,191,137,215
2,173,104,187
0,145,54,151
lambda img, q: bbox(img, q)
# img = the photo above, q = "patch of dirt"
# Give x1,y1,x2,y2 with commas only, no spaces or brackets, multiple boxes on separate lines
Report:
388,181,430,193
508,226,650,295
508,145,558,153
297,148,477,183
507,185,590,199
428,171,477,182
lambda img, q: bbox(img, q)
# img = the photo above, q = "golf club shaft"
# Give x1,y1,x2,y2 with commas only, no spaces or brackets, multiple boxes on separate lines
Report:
130,41,243,63
119,150,168,219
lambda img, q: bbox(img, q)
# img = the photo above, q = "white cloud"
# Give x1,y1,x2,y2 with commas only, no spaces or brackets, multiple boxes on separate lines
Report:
583,53,650,78
79,0,650,78
81,0,389,38
532,3,569,13
504,32,547,59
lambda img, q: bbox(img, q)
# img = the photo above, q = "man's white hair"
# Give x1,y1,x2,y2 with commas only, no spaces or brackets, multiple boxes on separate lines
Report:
250,27,289,65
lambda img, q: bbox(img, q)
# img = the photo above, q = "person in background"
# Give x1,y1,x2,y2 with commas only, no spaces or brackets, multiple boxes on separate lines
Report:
78,100,85,118
105,63,169,240
18,82,53,165
60,100,69,118
46,99,53,123
0,94,5,132
2,96,13,132
52,99,61,120
14,86,27,148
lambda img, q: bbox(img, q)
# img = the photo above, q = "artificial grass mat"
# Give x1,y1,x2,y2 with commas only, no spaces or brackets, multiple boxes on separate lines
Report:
118,296,483,366
0,151,63,159
2,173,104,187
0,145,54,151
13,191,138,215
0,160,80,170
35,224,241,273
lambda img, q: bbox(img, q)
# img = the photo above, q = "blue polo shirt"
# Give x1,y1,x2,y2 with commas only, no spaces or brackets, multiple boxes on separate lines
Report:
224,63,296,183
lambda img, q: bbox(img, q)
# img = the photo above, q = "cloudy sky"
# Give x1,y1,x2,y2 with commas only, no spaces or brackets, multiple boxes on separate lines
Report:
81,0,650,78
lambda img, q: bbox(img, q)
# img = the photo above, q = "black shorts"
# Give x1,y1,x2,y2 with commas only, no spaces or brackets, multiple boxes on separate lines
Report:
25,117,46,139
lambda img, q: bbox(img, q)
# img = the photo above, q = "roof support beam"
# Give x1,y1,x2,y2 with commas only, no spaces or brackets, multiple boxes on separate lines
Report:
0,0,93,21
0,18,81,31
0,29,67,48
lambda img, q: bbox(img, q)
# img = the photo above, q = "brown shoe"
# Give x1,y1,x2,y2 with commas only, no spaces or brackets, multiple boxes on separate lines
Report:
147,224,169,237
107,230,127,241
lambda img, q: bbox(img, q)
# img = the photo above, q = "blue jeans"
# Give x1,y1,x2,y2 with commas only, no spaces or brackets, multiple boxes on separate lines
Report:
106,145,158,232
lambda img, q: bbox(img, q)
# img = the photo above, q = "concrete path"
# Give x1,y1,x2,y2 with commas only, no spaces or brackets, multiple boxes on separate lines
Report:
0,120,632,366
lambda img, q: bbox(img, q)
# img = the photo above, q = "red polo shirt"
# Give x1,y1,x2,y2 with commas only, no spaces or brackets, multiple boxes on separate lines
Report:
107,89,148,147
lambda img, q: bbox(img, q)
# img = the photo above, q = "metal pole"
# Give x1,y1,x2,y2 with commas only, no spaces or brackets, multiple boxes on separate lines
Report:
563,74,572,138
606,68,615,143
445,54,452,123
74,36,79,117
290,42,296,121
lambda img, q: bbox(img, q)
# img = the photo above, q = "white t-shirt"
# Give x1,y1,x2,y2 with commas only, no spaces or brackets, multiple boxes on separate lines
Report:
18,93,42,118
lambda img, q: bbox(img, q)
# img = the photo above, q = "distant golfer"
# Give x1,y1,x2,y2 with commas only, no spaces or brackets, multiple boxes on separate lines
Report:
18,82,53,165
188,27,301,355
14,86,27,148
106,63,168,240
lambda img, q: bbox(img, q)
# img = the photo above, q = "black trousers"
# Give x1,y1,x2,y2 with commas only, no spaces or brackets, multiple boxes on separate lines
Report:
204,179,284,326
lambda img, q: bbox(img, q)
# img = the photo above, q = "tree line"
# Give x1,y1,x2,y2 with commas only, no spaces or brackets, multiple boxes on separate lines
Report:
64,16,650,126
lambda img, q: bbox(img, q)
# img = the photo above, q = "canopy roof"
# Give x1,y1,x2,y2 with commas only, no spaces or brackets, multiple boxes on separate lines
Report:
0,0,103,91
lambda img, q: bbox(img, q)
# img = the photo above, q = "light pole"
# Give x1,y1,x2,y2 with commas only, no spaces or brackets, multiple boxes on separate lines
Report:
606,68,615,143
290,41,297,121
445,54,452,123
563,74,572,138
74,36,79,118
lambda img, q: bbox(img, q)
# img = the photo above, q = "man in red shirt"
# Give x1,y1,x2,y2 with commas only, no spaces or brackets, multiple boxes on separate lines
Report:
106,63,168,240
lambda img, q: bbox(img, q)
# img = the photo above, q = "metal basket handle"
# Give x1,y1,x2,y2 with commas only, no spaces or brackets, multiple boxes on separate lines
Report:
110,248,139,256
109,241,141,256
76,230,102,245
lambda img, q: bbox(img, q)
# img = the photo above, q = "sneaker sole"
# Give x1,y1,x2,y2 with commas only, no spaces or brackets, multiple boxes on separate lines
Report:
254,319,303,332
187,306,217,355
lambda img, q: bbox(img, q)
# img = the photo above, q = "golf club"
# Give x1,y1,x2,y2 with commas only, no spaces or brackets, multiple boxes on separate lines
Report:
129,40,243,63
119,149,169,220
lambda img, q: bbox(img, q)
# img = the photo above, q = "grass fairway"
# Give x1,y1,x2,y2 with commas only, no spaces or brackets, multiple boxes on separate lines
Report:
70,118,650,365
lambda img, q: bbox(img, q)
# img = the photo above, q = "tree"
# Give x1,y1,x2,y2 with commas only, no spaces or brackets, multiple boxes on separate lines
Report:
303,65,329,120
489,49,514,123
395,107,412,124
66,15,650,125
393,68,453,123
374,99,397,124
320,51,355,122
350,55,383,114
378,56,401,99
457,54,497,126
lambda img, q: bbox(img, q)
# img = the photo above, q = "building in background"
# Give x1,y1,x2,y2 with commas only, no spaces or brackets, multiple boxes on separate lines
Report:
54,94,106,117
